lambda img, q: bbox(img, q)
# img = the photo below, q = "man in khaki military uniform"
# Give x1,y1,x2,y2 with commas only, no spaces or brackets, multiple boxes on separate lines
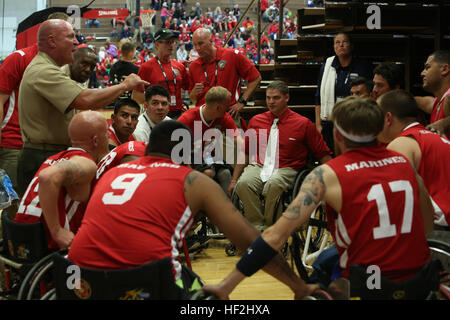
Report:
17,19,148,195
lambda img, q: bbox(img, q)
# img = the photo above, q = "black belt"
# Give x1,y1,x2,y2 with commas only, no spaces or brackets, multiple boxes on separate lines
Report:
23,142,68,151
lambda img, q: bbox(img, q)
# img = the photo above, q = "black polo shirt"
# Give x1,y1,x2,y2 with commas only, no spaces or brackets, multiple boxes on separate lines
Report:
315,55,373,105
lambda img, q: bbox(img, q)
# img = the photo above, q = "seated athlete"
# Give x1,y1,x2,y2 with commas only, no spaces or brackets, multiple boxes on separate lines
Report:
108,98,140,148
231,80,331,231
14,111,110,249
414,50,450,139
377,89,450,228
204,96,436,299
95,140,147,185
178,86,242,194
68,120,317,298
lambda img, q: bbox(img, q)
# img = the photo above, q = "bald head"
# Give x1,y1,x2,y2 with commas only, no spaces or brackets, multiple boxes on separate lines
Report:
69,111,108,145
193,28,215,61
38,19,78,66
193,28,212,42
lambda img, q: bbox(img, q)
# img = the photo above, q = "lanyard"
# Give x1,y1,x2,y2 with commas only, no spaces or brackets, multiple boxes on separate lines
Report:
156,57,177,94
202,61,219,87
143,113,153,129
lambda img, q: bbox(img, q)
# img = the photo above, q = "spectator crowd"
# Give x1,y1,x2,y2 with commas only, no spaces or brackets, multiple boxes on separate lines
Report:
78,0,301,90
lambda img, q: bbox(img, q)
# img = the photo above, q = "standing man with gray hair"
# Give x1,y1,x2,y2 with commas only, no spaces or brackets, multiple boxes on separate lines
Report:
189,28,262,121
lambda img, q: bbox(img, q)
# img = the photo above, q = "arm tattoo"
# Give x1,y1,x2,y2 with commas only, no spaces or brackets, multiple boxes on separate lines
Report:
185,171,200,186
283,167,326,221
56,160,87,185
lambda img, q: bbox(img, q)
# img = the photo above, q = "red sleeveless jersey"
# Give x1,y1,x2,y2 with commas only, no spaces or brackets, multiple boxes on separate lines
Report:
68,156,195,281
430,89,450,140
325,145,430,281
398,122,450,226
14,148,94,250
96,141,147,182
430,89,449,124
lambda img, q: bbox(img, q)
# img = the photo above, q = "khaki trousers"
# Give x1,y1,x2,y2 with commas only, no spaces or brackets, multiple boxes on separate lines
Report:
235,164,297,230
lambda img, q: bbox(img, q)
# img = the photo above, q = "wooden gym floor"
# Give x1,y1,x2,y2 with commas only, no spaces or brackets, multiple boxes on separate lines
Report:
189,240,297,300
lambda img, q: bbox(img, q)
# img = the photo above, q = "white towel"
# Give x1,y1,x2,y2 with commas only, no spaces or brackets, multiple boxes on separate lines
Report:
320,56,337,120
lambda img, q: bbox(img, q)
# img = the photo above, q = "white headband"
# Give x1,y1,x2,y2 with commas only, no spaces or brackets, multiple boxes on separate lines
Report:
334,122,376,143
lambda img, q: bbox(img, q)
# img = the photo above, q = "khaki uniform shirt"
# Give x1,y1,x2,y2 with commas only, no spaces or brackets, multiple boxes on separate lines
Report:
18,51,84,146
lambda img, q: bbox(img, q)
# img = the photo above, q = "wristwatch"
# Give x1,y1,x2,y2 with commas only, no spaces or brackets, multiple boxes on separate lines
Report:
238,96,247,106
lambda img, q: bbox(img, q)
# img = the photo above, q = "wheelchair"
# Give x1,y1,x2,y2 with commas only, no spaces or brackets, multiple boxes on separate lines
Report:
52,254,192,300
300,239,450,300
227,162,332,274
0,211,54,299
185,162,234,256
17,251,215,300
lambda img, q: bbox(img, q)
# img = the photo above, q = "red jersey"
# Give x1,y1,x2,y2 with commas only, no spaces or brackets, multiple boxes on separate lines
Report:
188,46,260,107
68,156,195,281
137,58,189,112
398,122,450,226
0,44,38,149
178,106,239,160
14,148,93,250
108,124,135,146
430,88,449,123
96,140,146,182
247,108,330,172
178,105,238,137
325,145,430,281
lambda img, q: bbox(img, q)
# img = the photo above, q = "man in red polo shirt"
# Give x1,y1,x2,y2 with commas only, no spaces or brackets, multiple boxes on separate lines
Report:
132,28,189,119
231,81,331,231
189,28,261,119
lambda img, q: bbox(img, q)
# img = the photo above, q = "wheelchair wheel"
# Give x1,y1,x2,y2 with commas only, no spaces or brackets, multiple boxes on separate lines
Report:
288,231,310,281
428,239,450,272
291,169,311,201
17,251,58,300
298,204,328,253
289,168,328,252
